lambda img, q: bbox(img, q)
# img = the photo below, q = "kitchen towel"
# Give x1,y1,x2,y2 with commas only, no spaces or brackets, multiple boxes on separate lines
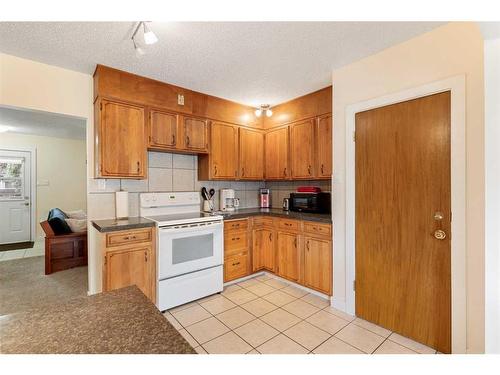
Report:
115,191,129,219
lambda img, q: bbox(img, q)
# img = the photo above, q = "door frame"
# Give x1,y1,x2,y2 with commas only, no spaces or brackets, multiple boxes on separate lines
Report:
0,145,37,243
344,75,466,353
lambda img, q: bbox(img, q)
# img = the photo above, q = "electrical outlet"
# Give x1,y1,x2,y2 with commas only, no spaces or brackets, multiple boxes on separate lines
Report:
98,179,106,190
178,94,185,105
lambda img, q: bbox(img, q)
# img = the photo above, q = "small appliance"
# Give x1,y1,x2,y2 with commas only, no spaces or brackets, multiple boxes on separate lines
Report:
282,198,290,211
220,189,236,211
260,188,270,208
289,192,331,214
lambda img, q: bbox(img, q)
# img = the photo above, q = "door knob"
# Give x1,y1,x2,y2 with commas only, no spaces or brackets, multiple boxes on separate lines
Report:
433,229,446,240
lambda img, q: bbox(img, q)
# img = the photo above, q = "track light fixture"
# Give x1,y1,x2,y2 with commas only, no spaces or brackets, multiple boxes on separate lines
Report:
131,21,158,57
255,104,272,117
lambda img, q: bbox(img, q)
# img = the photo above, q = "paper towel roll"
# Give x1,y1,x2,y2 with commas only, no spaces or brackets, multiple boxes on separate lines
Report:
115,191,129,219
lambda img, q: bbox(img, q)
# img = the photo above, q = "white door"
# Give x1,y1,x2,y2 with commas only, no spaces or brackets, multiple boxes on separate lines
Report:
0,150,32,244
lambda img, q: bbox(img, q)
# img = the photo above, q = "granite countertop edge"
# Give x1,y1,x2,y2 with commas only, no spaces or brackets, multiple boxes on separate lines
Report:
91,217,156,233
221,208,332,223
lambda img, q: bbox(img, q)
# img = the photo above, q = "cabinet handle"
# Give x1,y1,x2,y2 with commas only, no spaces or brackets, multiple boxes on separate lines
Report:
321,164,324,174
186,136,190,146
172,134,176,145
306,240,310,251
232,224,240,228
137,161,140,173
104,255,107,265
283,167,287,177
294,238,297,248
284,223,291,226
269,233,272,241
232,262,240,266
241,168,245,177
308,165,312,175
145,251,148,262
232,237,240,241
214,165,217,176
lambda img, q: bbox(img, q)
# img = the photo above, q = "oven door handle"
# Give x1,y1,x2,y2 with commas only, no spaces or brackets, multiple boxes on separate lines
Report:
159,221,223,234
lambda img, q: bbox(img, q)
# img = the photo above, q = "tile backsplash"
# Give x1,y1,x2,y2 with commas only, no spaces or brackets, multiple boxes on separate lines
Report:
88,151,331,220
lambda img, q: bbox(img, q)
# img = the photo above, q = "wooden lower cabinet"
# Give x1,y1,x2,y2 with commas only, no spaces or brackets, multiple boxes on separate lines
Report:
100,227,156,303
224,252,249,281
252,228,275,272
304,237,332,295
224,219,251,282
276,231,300,282
104,245,154,300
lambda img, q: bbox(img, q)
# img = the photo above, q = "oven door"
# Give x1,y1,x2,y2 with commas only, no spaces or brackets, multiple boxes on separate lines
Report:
158,221,223,280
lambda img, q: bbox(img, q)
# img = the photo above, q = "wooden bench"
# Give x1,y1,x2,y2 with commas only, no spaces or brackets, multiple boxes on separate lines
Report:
40,221,88,275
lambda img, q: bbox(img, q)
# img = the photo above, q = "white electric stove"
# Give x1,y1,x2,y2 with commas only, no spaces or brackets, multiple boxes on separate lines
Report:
140,192,224,311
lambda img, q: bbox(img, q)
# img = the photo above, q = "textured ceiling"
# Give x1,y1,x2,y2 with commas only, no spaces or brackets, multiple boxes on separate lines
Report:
0,22,444,107
0,106,86,140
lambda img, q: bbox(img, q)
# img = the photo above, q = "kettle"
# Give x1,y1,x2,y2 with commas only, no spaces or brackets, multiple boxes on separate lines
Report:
282,198,290,211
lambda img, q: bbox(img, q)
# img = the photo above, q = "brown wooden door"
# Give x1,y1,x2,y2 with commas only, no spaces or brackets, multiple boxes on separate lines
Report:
277,231,300,282
290,120,314,179
304,237,332,295
316,114,332,178
355,91,451,353
252,229,264,271
105,245,153,300
262,229,275,272
149,110,178,150
183,116,208,152
210,122,239,179
265,127,289,179
239,128,264,179
100,99,146,178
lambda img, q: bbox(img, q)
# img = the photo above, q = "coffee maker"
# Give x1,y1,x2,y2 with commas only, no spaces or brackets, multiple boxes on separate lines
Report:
260,188,270,208
220,189,236,211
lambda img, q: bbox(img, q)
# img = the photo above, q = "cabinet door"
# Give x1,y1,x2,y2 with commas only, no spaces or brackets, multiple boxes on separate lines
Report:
210,122,239,178
265,127,289,179
239,128,264,179
316,115,332,178
253,228,275,272
304,237,332,295
277,231,300,282
105,245,153,300
290,120,314,179
99,99,146,178
149,110,178,150
183,116,208,152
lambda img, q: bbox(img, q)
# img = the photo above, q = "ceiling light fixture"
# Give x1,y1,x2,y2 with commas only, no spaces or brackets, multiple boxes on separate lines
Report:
131,21,158,57
255,104,272,118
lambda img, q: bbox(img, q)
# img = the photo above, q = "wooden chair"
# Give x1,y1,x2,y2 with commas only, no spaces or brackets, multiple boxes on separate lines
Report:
40,221,88,275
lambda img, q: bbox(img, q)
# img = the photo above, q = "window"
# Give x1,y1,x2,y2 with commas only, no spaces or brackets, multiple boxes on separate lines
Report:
0,157,24,199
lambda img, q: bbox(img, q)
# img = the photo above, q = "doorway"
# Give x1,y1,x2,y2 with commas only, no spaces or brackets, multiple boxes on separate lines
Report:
0,148,35,248
355,92,451,353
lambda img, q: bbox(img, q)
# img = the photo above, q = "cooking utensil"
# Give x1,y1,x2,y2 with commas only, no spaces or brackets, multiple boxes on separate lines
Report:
209,188,215,199
201,187,209,201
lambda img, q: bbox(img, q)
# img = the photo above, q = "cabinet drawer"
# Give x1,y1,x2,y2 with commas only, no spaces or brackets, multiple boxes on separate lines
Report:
278,219,301,232
304,222,332,237
224,219,248,231
253,216,274,227
224,231,248,256
106,228,152,247
224,253,249,282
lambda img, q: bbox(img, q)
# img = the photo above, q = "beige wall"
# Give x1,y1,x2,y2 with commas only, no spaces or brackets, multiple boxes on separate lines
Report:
331,22,485,353
0,133,86,238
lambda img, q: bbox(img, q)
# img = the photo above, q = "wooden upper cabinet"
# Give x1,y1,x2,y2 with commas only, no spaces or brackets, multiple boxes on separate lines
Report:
98,99,146,179
239,128,264,180
316,114,332,178
182,116,208,152
276,231,300,282
265,127,289,180
148,110,178,150
290,120,315,179
304,237,332,295
209,122,239,179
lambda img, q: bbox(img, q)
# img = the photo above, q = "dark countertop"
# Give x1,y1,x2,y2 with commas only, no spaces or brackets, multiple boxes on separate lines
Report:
220,207,332,223
92,217,156,233
0,286,196,354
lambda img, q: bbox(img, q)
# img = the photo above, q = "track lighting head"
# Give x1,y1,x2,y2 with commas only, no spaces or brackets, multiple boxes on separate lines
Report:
143,22,158,45
255,104,272,118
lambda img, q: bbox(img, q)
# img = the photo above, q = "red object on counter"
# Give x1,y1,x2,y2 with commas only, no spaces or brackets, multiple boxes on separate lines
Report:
297,186,321,193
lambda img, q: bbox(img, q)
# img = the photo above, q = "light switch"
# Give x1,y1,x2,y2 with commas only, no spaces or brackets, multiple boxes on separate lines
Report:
178,94,185,105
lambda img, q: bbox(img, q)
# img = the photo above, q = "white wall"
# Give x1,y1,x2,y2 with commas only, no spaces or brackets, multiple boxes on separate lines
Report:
484,37,500,354
331,22,485,353
0,133,87,238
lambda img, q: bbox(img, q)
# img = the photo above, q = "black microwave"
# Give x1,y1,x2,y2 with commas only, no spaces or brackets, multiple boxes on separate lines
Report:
289,192,331,214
